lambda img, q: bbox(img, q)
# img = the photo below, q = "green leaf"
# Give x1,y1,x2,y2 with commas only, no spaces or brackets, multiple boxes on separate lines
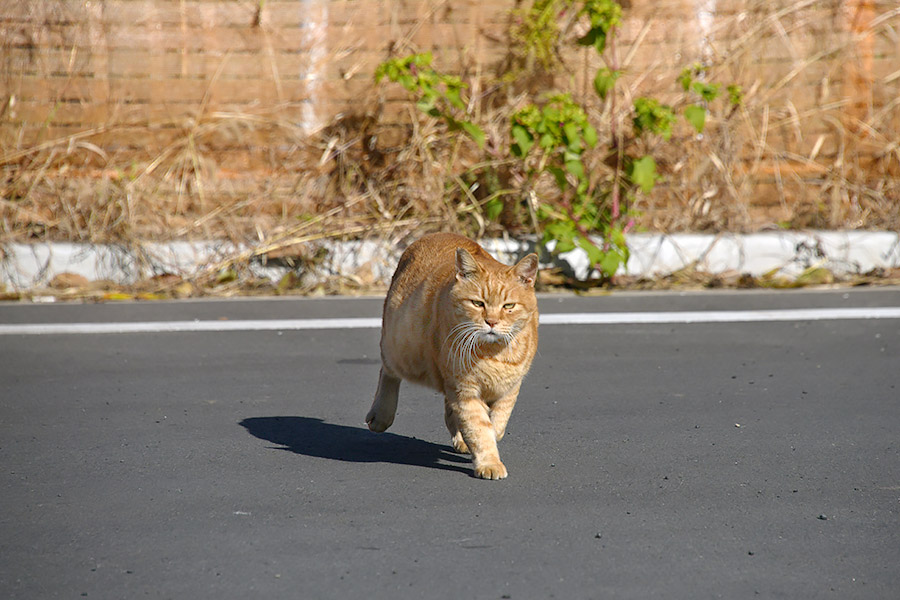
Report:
684,104,707,133
633,97,675,140
575,179,589,196
485,198,504,221
563,122,582,152
459,121,485,147
577,236,605,266
398,73,416,90
544,220,577,253
576,28,599,48
691,81,721,103
609,227,628,255
555,238,576,254
677,67,693,92
727,84,744,106
445,117,485,147
539,132,557,150
576,27,609,54
511,124,534,157
563,148,581,163
547,166,568,189
416,97,438,116
412,52,433,67
565,159,585,181
599,250,623,277
445,86,464,110
582,123,598,148
593,67,620,100
543,106,560,124
629,155,658,194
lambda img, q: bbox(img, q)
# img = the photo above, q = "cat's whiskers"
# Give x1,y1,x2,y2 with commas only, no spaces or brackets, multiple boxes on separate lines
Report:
503,321,528,358
445,318,524,373
503,330,517,355
442,321,523,372
443,324,463,372
445,321,482,373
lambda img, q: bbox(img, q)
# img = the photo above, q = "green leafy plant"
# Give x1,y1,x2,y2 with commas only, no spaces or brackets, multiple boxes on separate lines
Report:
511,91,629,279
375,52,485,147
576,0,622,53
632,97,677,139
508,0,570,72
677,64,742,133
374,2,744,283
508,0,633,280
593,67,621,100
509,0,743,281
627,156,659,194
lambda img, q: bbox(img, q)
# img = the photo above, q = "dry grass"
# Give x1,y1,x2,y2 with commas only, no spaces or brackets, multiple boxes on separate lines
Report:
1,0,898,293
576,0,900,233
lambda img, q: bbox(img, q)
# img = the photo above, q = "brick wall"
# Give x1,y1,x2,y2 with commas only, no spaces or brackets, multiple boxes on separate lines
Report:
2,0,508,151
1,0,897,231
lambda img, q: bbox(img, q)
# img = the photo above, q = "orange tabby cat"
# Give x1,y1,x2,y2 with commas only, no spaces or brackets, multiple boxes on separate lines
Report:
366,233,539,479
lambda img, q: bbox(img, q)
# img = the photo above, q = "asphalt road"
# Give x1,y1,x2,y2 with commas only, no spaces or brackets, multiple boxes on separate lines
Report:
1,288,899,599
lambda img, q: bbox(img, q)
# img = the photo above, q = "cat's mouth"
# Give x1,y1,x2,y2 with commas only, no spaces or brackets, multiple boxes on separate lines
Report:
479,330,505,343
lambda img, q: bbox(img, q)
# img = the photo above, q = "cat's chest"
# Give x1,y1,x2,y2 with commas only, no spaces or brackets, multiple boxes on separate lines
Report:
466,356,529,401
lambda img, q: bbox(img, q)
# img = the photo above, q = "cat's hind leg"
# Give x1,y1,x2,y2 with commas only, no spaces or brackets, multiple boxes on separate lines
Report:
444,400,470,454
366,367,400,432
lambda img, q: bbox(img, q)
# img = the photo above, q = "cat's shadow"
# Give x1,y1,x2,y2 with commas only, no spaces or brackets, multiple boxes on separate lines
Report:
239,416,471,475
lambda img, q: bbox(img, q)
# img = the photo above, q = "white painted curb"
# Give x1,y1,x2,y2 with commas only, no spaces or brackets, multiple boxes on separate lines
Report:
2,231,898,291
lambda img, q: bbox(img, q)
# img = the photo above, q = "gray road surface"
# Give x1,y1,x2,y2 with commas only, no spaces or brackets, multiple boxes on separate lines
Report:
1,288,899,599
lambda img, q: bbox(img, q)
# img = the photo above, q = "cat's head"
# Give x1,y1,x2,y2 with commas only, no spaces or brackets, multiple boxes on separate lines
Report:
450,247,539,345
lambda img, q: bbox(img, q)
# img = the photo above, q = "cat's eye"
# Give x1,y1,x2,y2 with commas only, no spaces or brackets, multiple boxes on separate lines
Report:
471,299,485,308
503,302,516,310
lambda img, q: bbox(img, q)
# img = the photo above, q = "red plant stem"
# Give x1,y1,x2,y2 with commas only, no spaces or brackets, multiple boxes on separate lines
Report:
558,190,593,242
608,26,621,224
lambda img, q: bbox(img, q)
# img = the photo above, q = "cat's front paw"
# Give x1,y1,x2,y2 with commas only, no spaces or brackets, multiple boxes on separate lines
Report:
365,410,392,433
473,460,508,480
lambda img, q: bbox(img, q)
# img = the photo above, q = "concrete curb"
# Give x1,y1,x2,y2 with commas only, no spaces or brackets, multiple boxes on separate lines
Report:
2,231,899,291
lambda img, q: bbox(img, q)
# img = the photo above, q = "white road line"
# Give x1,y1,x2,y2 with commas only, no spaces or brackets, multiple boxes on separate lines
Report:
0,317,383,336
538,307,900,325
1,307,899,336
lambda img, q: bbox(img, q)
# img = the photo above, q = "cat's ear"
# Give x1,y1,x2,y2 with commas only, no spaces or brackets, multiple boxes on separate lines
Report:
456,248,479,280
513,253,539,287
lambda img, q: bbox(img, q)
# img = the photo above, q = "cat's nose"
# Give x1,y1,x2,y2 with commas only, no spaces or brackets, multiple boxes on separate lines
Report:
485,318,499,328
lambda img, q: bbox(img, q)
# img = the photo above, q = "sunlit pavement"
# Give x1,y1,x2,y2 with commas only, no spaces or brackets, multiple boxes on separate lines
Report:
2,288,898,599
